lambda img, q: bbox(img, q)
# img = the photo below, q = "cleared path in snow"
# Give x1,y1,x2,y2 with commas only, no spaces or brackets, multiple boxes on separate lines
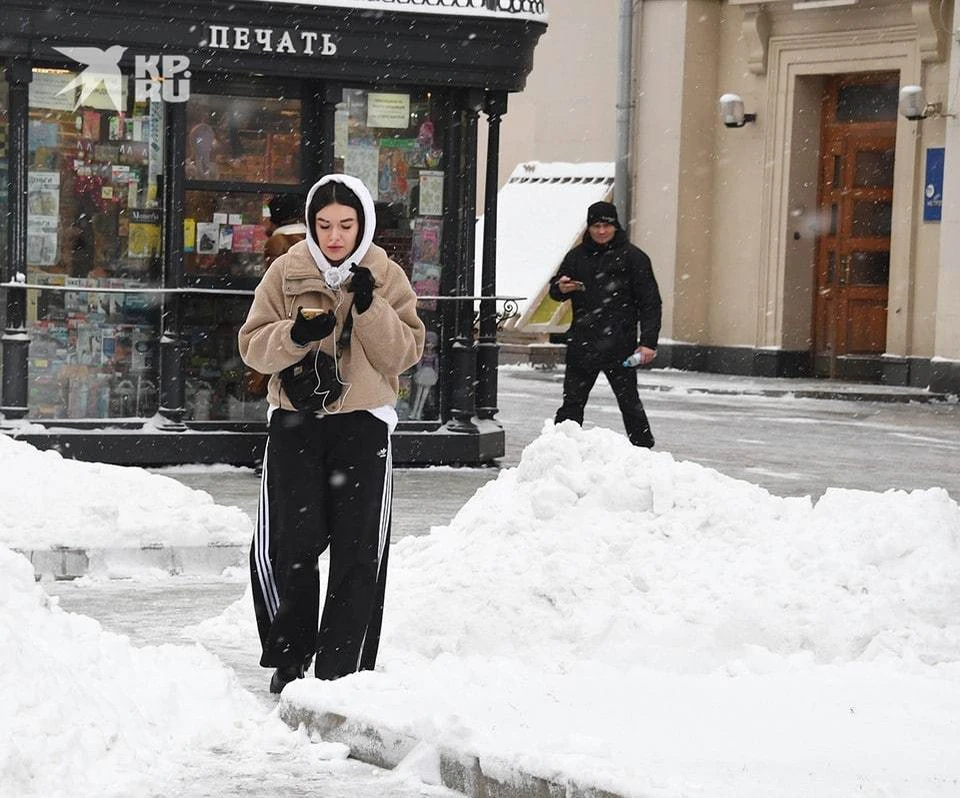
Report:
47,577,458,798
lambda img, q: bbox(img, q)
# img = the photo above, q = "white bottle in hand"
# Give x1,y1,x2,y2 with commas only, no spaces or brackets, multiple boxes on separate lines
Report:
623,352,644,368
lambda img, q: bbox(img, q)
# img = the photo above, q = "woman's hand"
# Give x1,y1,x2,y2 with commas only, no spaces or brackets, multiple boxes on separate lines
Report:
290,307,336,345
348,265,376,313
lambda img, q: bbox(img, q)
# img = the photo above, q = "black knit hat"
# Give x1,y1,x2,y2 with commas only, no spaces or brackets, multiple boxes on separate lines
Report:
587,201,620,228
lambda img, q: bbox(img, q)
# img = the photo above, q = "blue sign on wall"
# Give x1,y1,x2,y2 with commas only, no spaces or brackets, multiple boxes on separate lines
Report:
924,147,945,222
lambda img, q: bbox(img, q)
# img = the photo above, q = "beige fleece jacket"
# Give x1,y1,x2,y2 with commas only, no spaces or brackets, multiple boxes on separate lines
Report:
238,239,425,413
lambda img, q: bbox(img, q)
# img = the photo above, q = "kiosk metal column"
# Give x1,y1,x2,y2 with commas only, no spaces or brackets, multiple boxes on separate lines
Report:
158,101,187,428
445,88,483,433
476,91,507,421
1,60,31,421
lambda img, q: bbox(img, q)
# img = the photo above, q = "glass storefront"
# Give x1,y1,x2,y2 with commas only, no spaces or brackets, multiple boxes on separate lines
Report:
184,190,272,281
185,94,301,184
182,295,261,421
26,68,163,419
180,92,304,421
334,88,444,421
13,78,447,423
177,85,447,423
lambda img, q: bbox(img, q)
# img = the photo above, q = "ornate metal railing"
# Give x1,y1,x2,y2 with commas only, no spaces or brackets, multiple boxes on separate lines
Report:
1,283,523,325
347,0,546,17
417,295,521,332
486,297,520,331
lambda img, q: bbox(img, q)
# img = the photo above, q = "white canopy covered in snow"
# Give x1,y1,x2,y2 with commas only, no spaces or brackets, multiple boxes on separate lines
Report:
473,161,613,329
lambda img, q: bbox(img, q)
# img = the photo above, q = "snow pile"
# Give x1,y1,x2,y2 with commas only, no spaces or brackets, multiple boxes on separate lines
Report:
0,544,274,797
284,421,960,796
381,421,960,671
0,435,250,550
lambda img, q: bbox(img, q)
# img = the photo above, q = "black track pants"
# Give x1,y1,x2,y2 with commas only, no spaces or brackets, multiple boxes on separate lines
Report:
555,361,655,447
250,409,392,680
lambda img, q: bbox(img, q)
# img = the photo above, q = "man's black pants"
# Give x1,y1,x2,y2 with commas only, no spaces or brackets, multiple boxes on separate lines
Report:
555,361,655,447
250,409,392,681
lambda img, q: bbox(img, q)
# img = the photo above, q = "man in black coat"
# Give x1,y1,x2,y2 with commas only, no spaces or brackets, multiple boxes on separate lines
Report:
548,200,662,447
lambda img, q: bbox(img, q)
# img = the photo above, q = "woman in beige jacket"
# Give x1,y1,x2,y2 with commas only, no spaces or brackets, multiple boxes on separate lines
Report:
239,173,424,693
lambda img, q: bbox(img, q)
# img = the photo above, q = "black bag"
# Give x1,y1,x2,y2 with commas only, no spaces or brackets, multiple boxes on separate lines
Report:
279,306,353,412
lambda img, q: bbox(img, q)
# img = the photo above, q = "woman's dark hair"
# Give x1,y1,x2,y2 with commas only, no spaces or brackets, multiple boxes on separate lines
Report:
307,180,365,253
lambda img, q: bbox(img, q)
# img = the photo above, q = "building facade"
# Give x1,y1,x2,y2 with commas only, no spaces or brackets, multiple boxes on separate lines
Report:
475,0,618,204
629,0,960,393
0,0,546,464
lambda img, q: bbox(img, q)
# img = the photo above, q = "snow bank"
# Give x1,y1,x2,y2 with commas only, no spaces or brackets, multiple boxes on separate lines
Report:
0,435,250,550
383,421,960,671
0,544,261,796
285,421,960,797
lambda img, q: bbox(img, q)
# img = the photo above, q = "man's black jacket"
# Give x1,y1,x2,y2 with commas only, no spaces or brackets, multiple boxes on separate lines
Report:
548,229,662,367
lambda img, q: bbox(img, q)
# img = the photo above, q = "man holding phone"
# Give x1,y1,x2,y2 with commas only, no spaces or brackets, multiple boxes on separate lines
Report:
548,201,662,447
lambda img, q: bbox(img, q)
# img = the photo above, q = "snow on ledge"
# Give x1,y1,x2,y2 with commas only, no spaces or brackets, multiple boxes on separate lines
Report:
244,0,548,23
505,160,615,181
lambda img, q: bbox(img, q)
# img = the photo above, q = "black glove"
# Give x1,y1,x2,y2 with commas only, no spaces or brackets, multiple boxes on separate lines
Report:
290,308,336,346
348,265,376,314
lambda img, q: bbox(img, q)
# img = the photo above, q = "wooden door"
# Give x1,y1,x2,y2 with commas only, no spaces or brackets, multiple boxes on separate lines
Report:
814,74,898,376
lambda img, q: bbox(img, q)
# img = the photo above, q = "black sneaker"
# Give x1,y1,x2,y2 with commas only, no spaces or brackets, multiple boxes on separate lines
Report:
631,431,654,448
269,663,304,694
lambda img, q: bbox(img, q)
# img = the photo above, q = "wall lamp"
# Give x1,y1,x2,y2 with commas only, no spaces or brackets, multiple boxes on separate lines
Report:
898,85,955,121
719,93,757,128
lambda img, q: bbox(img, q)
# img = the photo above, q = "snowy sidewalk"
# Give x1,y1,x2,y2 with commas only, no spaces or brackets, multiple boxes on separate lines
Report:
630,365,951,403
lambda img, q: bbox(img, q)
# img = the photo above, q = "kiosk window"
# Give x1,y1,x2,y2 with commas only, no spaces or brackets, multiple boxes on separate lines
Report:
25,68,162,419
334,87,444,422
186,94,301,184
184,190,272,280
